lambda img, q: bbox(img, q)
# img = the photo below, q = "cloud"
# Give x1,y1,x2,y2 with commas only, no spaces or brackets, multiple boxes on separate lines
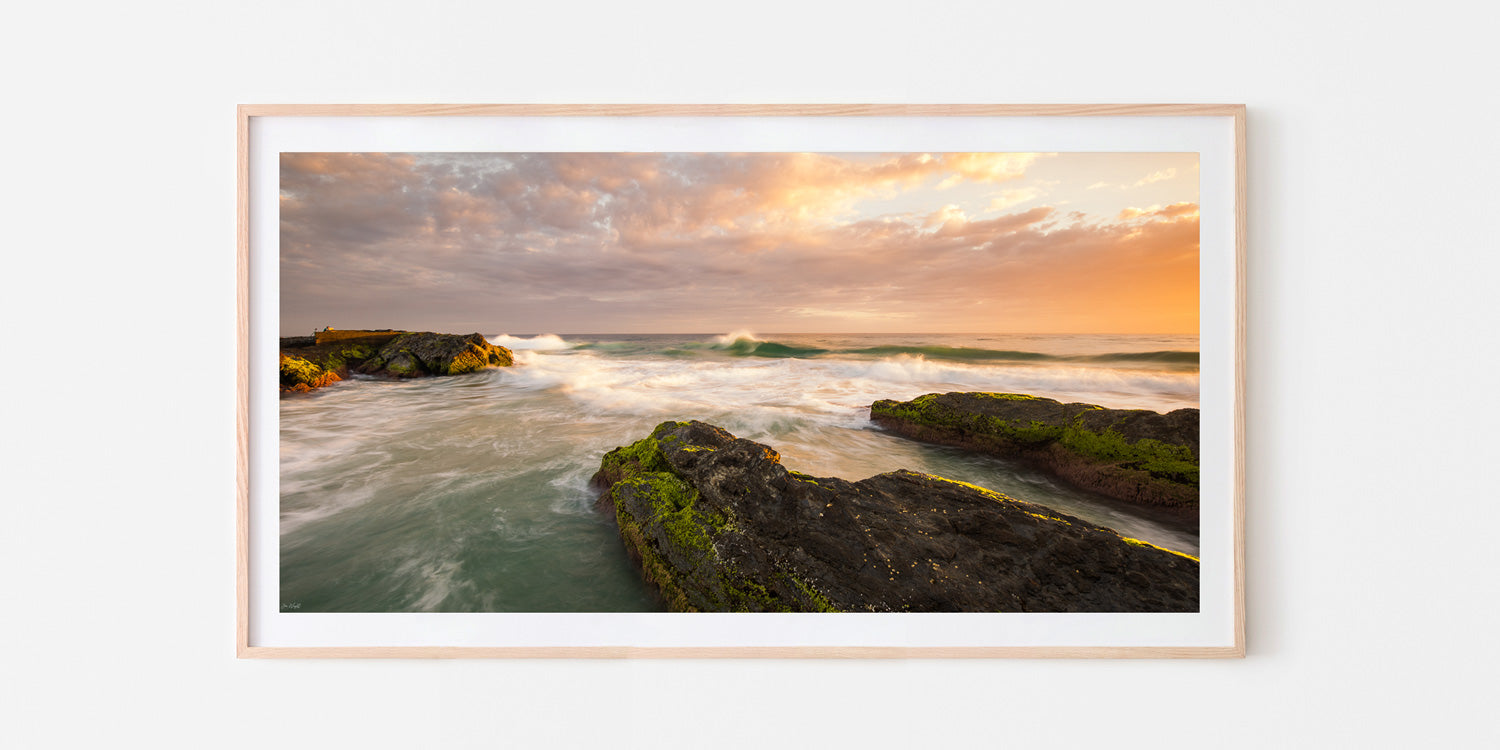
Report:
934,153,1044,189
781,307,915,320
924,204,969,231
1133,168,1178,187
1119,202,1199,221
987,187,1043,212
279,153,1196,334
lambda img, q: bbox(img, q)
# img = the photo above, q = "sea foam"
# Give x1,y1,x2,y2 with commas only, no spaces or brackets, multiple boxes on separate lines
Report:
499,345,1198,428
488,333,575,351
713,329,760,345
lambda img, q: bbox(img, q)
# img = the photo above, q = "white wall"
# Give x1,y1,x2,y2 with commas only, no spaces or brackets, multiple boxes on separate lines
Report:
4,1,1496,747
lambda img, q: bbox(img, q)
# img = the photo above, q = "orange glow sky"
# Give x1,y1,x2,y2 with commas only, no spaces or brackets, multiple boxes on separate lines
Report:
280,152,1198,335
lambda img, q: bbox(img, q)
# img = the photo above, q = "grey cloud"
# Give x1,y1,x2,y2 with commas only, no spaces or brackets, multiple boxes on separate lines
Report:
279,153,1195,335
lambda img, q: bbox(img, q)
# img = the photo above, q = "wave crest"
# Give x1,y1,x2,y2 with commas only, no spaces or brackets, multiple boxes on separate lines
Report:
488,333,575,351
713,329,761,346
501,347,1198,422
697,335,1197,367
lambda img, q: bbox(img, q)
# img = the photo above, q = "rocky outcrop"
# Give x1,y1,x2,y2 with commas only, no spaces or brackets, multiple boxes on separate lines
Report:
871,393,1199,512
279,330,513,392
592,420,1199,613
279,354,341,392
355,332,513,378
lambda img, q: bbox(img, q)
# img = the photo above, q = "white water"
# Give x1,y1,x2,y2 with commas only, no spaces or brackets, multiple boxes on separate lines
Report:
279,331,1199,612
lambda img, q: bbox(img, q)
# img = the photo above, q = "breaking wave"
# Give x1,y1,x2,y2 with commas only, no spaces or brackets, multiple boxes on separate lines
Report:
280,328,1203,612
696,332,1197,367
502,345,1198,421
487,333,576,351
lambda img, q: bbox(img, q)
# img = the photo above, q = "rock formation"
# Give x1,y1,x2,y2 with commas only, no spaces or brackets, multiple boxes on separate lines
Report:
279,354,342,392
592,420,1199,613
278,330,513,392
355,332,513,378
871,393,1199,511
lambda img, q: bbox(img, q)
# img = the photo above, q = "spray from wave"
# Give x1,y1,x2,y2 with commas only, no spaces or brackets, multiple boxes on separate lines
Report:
497,343,1198,424
488,333,577,351
713,329,760,345
706,330,830,358
694,332,1198,367
281,329,1203,611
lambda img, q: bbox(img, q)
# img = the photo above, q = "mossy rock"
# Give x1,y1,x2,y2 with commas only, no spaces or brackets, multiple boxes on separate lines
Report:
593,422,837,612
279,354,341,392
592,421,1198,613
280,331,511,389
356,332,513,379
871,392,1199,511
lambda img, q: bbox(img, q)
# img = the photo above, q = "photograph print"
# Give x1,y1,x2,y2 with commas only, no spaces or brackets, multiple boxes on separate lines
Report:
276,150,1202,614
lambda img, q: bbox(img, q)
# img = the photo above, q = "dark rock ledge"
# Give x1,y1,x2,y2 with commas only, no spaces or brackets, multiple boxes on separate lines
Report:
871,393,1200,512
279,329,513,393
591,420,1199,613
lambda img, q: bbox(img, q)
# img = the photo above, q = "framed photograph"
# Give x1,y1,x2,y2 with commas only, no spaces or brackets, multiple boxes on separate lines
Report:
238,104,1245,657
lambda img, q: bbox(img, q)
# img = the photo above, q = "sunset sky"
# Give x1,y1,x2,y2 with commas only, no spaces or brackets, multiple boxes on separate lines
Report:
280,152,1199,336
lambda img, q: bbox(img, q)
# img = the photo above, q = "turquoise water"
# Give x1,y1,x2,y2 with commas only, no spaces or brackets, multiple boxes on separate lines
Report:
280,332,1200,612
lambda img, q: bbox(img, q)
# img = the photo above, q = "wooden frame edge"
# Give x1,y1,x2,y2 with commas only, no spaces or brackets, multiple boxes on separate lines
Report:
238,645,1245,660
236,104,252,658
1232,104,1247,658
236,103,1246,118
236,104,1247,659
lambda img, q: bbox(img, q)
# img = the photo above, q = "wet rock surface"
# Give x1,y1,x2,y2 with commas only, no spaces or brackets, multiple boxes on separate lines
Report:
871,392,1200,512
279,330,513,392
355,332,513,378
592,420,1199,612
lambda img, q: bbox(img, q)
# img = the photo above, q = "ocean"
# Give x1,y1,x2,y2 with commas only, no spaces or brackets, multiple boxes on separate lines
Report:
279,331,1200,612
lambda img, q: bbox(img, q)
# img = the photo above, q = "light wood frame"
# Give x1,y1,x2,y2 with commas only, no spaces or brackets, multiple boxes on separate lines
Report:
238,104,1246,658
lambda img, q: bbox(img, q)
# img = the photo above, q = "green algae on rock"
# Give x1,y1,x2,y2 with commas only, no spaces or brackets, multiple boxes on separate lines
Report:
870,392,1199,512
591,422,819,612
279,354,341,392
278,330,514,393
592,420,1199,613
356,332,514,378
